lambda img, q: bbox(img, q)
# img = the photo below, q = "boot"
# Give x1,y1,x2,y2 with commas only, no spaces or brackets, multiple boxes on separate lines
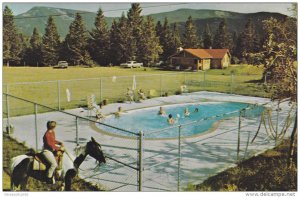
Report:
46,176,55,184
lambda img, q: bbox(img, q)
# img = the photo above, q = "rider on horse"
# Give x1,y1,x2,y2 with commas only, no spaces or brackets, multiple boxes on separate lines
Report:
42,121,65,184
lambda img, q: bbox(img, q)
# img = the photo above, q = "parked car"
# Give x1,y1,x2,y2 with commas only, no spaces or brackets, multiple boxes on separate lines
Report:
120,61,143,68
54,61,68,69
155,61,164,67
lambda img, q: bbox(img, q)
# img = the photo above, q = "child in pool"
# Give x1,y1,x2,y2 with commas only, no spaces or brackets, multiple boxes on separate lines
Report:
158,106,166,116
184,108,190,117
167,114,175,124
115,106,123,117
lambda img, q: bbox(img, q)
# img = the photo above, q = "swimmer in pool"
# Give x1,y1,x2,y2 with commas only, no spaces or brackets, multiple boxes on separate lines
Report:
184,108,190,117
167,114,176,124
115,106,123,117
158,106,166,116
194,108,199,113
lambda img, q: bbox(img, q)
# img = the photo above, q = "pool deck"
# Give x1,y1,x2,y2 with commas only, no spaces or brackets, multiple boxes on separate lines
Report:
4,91,296,191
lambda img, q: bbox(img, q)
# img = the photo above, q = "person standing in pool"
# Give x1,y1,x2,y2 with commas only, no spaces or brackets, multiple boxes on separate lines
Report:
184,108,190,117
167,114,175,124
158,106,166,116
115,106,123,117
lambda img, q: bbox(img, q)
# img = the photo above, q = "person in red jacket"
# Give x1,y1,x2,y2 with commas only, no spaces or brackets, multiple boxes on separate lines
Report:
42,121,64,184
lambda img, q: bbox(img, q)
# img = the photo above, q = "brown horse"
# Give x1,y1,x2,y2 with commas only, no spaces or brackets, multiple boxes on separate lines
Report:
10,137,106,191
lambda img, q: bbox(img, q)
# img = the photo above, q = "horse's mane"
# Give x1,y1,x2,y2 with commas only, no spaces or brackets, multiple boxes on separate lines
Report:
74,144,86,157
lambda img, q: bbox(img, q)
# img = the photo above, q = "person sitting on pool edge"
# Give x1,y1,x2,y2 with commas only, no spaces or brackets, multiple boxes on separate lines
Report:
137,89,146,101
158,106,166,116
96,108,105,120
115,106,123,117
167,114,175,124
184,108,190,117
126,88,134,103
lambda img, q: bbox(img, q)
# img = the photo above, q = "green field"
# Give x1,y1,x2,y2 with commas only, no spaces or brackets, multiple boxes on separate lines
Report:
3,65,267,116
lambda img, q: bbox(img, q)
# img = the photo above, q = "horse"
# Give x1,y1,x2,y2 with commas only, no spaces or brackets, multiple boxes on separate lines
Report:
10,137,106,191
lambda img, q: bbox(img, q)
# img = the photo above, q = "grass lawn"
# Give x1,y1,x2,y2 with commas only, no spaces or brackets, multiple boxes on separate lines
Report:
186,139,297,191
3,65,266,116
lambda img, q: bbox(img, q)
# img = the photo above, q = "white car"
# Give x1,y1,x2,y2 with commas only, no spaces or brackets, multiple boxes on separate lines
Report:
155,61,164,66
54,61,68,69
120,61,143,68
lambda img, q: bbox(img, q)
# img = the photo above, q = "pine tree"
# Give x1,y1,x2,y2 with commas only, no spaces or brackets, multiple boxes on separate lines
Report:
182,16,200,48
64,13,92,66
213,19,232,50
42,16,60,66
109,19,120,65
169,23,182,55
109,13,132,64
155,17,174,61
235,19,261,63
155,21,163,38
139,16,162,65
25,27,42,66
3,6,22,66
89,8,110,66
18,33,29,66
203,24,212,49
127,3,143,61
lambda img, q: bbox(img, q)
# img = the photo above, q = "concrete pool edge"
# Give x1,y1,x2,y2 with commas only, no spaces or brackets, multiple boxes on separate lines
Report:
6,91,295,191
92,100,264,141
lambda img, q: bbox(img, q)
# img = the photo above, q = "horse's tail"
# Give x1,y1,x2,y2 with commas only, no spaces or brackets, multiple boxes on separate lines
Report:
10,155,32,190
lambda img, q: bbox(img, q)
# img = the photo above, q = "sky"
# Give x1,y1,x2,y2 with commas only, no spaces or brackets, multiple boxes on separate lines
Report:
3,2,295,17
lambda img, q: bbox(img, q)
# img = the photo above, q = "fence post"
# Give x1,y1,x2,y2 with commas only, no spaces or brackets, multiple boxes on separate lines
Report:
138,131,144,191
6,92,11,134
275,101,280,145
75,117,79,146
160,75,163,96
57,80,61,111
237,110,242,162
34,103,38,151
177,125,182,191
243,131,251,160
100,78,103,102
204,71,206,90
230,74,234,94
5,83,8,100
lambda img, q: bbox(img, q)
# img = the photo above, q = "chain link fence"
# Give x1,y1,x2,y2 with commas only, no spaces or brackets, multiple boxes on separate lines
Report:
3,72,290,191
3,93,143,191
3,72,269,117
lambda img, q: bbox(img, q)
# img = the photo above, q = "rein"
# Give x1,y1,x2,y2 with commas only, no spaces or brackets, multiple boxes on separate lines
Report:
64,150,84,171
65,149,102,171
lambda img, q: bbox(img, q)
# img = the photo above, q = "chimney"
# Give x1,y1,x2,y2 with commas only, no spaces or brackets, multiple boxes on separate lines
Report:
177,47,183,52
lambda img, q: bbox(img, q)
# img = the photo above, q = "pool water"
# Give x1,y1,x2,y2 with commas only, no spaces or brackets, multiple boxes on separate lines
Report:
96,102,264,139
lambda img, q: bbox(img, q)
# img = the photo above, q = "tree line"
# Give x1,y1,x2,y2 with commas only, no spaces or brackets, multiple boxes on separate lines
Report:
2,3,281,67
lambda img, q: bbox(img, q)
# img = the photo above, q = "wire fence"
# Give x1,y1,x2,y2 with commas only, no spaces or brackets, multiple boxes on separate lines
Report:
3,93,143,191
141,101,296,191
3,72,293,191
3,92,296,191
3,72,270,117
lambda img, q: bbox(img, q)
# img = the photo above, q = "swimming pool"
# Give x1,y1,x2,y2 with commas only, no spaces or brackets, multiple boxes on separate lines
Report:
96,102,264,139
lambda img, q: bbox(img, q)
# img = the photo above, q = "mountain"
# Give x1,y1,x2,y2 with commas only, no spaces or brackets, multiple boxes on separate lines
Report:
149,9,287,36
14,6,287,39
15,7,113,38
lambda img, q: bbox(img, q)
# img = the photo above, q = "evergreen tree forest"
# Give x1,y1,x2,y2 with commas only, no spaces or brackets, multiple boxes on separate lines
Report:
2,4,295,67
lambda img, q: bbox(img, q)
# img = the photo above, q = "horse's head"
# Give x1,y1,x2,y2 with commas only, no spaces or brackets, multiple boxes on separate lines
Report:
86,137,106,164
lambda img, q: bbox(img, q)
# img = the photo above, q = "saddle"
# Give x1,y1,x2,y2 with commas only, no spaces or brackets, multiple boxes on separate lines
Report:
30,150,64,171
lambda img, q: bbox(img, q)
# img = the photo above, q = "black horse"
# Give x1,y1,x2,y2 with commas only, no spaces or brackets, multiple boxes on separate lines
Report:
10,137,106,191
